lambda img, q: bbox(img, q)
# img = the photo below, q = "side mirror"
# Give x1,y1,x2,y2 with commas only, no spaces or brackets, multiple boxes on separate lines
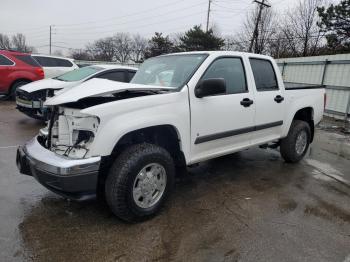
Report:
195,78,226,98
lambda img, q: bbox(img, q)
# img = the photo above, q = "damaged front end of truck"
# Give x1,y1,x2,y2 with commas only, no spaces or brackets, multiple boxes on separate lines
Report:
16,78,171,199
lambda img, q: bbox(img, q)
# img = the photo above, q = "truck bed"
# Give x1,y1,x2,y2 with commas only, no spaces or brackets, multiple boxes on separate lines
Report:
284,82,324,90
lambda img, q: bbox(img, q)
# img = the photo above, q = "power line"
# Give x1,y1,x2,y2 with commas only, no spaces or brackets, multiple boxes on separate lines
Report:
2,0,204,35
53,1,207,33
1,26,48,34
53,10,206,37
211,2,250,12
56,0,189,28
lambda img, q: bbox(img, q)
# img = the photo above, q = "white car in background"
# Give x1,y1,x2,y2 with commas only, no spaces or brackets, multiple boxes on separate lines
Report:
16,64,137,120
32,54,79,78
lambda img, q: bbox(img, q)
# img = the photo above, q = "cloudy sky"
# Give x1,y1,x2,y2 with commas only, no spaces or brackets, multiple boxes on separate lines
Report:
0,0,328,55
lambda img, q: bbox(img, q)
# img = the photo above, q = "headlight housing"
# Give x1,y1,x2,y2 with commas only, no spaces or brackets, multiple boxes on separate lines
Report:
72,130,95,146
48,107,100,159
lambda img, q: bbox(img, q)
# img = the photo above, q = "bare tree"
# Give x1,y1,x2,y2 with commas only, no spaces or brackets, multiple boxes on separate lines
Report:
234,6,277,54
266,30,292,58
130,34,147,63
11,33,35,52
52,50,63,56
87,37,115,61
113,33,133,63
0,33,11,49
70,49,92,60
283,0,325,56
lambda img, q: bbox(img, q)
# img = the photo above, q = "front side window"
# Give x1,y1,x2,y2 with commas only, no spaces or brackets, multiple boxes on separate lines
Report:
131,54,208,88
54,66,103,82
97,71,125,82
0,54,14,65
201,57,247,94
249,58,278,91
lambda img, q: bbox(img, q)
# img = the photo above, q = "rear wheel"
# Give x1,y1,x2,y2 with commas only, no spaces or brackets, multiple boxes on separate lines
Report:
105,143,175,222
9,80,30,100
280,120,311,163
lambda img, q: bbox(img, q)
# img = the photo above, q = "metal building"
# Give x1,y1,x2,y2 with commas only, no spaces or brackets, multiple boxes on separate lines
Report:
276,54,350,120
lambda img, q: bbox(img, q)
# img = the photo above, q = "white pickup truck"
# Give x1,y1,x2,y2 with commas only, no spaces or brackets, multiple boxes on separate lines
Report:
17,51,325,222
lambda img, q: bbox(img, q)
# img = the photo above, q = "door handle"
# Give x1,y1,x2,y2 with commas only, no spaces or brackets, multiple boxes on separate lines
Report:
274,95,284,103
240,98,254,107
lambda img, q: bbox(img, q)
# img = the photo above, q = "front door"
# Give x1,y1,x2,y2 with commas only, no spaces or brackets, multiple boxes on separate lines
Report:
189,56,256,163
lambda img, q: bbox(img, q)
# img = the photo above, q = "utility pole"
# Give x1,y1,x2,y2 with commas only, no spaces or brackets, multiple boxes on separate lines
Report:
49,25,52,55
248,0,271,53
206,0,212,32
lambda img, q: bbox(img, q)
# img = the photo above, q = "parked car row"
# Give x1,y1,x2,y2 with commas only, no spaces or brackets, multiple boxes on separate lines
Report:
16,64,137,120
0,50,44,98
0,49,78,98
0,49,138,120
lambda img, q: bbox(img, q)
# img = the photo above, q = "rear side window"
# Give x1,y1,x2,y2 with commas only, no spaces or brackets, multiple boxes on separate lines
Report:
0,54,14,65
55,58,73,67
201,57,247,94
249,58,278,91
33,56,73,67
14,55,40,67
97,71,126,82
33,56,51,66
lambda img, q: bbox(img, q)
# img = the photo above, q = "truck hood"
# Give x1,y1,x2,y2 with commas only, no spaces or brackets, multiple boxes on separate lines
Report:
19,78,78,93
44,78,173,106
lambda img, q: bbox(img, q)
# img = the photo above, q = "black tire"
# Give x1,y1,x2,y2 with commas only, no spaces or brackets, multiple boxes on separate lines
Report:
105,143,175,222
9,81,30,100
280,120,311,163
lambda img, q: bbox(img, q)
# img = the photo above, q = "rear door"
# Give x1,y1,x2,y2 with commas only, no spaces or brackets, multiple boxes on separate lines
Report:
32,56,54,78
190,56,255,163
249,58,285,144
33,56,75,78
0,54,15,93
53,58,75,76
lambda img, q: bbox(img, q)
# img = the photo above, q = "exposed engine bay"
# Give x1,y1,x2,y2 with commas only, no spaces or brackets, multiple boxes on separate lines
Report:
39,90,163,158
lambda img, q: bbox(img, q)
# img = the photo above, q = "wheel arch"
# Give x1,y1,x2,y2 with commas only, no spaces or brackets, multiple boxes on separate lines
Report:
112,124,185,164
98,124,186,189
9,78,32,94
290,107,315,142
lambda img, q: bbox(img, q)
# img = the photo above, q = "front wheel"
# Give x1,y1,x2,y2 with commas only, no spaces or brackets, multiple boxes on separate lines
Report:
280,120,311,163
105,143,175,222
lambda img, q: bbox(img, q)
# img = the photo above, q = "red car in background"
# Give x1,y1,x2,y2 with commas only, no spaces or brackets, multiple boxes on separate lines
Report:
0,50,44,99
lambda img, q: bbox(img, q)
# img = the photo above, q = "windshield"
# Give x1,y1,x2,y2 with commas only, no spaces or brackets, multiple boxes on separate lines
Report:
55,66,103,82
131,54,208,88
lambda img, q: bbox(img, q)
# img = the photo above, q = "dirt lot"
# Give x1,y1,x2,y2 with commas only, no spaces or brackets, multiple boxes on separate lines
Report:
0,101,349,262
